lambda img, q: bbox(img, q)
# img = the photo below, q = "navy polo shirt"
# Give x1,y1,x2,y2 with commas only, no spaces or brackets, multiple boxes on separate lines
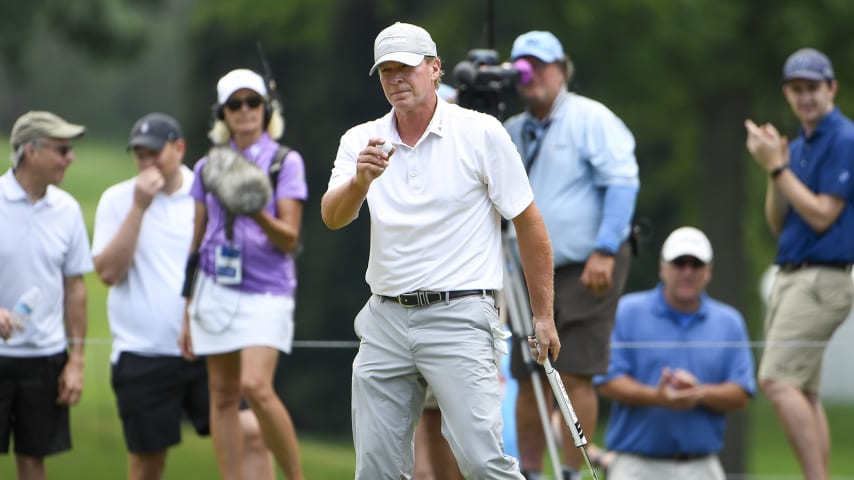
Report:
777,108,854,264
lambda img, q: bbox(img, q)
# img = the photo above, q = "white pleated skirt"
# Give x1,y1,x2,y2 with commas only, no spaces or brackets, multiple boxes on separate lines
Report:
188,273,295,356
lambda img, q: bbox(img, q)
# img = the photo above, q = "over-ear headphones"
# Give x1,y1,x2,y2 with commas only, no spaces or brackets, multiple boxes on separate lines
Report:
212,98,273,127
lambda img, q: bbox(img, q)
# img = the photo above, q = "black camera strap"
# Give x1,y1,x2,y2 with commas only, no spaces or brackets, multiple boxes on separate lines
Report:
523,118,551,172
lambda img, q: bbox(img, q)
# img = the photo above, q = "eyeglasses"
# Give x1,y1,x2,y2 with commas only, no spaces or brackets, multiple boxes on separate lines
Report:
35,141,73,157
671,256,706,269
224,96,264,111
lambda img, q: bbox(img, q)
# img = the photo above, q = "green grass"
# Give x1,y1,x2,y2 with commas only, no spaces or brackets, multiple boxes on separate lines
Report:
2,140,854,478
748,398,854,477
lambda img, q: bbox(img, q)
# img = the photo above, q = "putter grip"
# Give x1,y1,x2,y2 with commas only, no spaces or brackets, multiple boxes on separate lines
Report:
543,358,587,447
533,337,589,448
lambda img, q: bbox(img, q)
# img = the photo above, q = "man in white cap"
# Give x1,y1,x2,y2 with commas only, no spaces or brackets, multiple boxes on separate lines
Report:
591,226,756,480
0,111,92,479
322,22,559,479
503,30,640,480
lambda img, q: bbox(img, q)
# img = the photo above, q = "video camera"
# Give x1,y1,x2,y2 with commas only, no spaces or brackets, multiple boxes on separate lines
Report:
452,49,530,120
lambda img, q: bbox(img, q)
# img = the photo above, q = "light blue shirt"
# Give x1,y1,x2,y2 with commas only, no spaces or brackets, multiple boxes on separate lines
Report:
505,90,639,265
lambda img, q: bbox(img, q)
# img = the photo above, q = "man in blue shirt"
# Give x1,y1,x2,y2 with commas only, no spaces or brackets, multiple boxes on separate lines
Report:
504,30,639,480
593,227,756,480
745,47,854,480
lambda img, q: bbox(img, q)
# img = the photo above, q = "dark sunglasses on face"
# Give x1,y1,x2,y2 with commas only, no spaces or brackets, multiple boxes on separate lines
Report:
35,141,73,156
671,256,706,269
224,96,264,111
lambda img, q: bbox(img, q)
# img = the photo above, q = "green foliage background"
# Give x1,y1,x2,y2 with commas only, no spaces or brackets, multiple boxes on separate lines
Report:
2,0,854,476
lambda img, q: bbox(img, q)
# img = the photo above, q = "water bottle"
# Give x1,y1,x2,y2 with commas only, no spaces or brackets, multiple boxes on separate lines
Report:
10,286,40,331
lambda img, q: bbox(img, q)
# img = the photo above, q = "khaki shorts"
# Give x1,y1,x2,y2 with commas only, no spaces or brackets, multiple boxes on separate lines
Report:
758,267,854,392
608,453,724,480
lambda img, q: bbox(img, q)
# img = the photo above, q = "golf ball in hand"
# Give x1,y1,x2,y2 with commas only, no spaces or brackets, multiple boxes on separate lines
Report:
378,142,393,154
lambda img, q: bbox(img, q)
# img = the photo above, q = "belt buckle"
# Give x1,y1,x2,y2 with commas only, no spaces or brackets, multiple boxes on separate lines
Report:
397,293,417,308
397,291,440,307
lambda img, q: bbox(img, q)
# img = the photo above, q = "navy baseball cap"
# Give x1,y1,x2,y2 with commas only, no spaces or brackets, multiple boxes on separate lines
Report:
127,113,182,151
782,48,835,83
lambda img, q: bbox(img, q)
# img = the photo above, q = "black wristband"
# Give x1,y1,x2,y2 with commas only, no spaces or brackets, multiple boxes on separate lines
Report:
181,252,200,298
770,163,789,179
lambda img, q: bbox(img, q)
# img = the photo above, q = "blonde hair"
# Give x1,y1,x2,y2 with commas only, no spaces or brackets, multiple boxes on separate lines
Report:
208,101,286,145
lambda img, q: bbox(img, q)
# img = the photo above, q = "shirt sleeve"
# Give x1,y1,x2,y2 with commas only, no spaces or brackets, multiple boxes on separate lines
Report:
64,203,94,276
91,186,121,257
595,184,639,252
723,312,758,396
189,158,208,202
579,103,639,188
481,115,534,220
593,298,634,386
818,133,854,198
328,128,361,191
276,150,309,202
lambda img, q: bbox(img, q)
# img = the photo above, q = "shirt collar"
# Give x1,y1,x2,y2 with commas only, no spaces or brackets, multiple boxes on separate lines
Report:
802,106,841,141
525,89,569,126
653,283,709,326
229,132,274,159
0,169,56,206
385,97,449,149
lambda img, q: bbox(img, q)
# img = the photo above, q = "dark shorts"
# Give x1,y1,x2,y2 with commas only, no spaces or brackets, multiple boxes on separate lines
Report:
0,352,71,457
511,243,631,378
111,352,210,454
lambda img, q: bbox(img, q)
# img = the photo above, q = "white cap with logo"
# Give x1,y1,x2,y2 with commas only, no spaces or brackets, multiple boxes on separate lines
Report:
661,226,713,263
369,22,437,75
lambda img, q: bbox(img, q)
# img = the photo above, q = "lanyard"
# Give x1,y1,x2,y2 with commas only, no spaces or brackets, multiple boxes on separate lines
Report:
523,119,551,172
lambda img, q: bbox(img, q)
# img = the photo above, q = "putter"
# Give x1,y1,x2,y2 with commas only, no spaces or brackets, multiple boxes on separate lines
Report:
533,339,599,480
502,230,564,477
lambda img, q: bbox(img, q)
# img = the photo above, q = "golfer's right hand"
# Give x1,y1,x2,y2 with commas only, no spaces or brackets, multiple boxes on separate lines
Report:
355,138,394,187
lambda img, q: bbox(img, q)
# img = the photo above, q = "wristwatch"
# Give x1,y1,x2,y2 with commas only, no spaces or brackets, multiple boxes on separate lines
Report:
593,247,615,257
770,163,789,179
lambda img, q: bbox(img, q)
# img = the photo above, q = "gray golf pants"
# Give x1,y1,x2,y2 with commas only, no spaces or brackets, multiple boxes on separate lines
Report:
351,294,523,479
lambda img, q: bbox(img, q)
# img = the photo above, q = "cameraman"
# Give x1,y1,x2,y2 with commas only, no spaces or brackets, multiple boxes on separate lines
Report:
504,31,640,480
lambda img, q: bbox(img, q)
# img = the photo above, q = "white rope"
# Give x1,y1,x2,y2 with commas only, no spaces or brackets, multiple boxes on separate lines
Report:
63,338,851,350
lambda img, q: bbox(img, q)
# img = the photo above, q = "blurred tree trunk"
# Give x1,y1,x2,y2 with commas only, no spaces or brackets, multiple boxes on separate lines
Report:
699,89,750,473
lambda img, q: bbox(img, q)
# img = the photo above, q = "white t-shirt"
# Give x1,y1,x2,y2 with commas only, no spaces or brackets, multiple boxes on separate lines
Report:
91,166,195,363
0,169,93,357
328,99,534,295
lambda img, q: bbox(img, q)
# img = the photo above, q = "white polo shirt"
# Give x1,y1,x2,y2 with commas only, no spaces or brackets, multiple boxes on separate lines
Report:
0,169,93,357
92,166,195,363
329,99,534,295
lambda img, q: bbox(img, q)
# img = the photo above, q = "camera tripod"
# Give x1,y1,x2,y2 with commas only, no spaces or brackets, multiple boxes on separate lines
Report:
501,227,599,480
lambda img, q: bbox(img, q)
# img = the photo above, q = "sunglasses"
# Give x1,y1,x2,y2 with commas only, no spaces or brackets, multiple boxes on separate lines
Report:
36,141,73,156
671,256,706,269
224,96,264,111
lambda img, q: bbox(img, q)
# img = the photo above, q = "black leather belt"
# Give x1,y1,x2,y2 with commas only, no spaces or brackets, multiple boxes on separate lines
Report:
778,262,853,272
380,289,495,308
638,452,711,462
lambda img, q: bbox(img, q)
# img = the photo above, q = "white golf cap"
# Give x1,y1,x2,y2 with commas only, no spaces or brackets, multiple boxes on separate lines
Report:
216,68,268,104
369,22,437,75
661,226,713,263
